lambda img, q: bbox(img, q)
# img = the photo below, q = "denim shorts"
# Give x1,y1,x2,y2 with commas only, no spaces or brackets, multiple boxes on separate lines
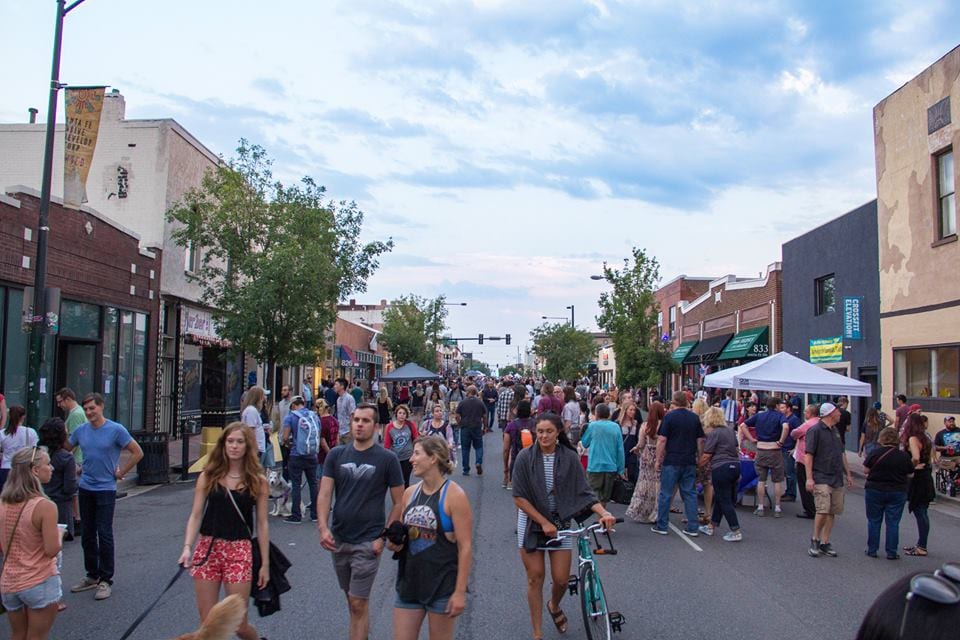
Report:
1,574,62,611
394,592,450,615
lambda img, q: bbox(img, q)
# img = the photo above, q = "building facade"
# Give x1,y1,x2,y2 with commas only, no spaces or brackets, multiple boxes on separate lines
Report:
655,275,712,393
875,46,960,424
782,200,881,445
0,189,160,429
673,264,782,391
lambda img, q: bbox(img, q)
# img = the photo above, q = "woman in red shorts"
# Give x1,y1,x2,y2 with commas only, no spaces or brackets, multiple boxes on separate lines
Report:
178,422,270,640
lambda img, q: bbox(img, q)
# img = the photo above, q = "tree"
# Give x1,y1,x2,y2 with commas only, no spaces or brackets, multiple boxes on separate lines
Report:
380,294,449,369
530,322,596,382
499,364,524,377
167,140,392,386
596,247,676,396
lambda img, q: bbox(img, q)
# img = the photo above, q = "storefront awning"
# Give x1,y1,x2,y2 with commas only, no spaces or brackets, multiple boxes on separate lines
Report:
683,333,733,364
717,326,769,361
672,340,699,363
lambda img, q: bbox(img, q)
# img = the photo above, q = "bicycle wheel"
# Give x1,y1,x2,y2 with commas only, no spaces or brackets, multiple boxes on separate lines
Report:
579,564,613,640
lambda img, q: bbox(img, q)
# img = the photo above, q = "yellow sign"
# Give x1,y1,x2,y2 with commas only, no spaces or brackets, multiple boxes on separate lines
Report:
810,337,843,363
64,87,106,209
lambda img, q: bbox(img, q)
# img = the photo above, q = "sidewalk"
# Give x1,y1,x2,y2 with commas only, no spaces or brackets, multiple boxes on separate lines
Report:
845,451,960,519
115,434,204,496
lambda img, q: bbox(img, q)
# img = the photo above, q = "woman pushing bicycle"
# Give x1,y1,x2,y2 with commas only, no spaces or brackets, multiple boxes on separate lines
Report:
512,412,616,640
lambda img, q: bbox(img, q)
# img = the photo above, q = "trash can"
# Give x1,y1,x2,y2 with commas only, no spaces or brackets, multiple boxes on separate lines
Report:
132,431,170,485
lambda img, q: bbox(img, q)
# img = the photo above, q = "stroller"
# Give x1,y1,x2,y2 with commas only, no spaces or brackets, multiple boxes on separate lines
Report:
936,449,960,497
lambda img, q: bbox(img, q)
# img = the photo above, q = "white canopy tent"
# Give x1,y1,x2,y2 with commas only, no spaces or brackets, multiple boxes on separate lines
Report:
703,351,872,397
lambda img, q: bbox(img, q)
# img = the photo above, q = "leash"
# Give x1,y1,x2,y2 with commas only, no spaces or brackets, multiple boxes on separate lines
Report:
118,566,185,640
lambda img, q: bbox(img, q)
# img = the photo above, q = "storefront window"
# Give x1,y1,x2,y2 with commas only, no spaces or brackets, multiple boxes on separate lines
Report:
101,308,118,415
60,301,100,339
225,350,243,410
182,343,202,417
130,313,148,430
116,311,135,426
895,347,960,398
4,289,28,408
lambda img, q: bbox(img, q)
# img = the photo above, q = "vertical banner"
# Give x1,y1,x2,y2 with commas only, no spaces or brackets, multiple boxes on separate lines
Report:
64,87,106,209
843,296,863,341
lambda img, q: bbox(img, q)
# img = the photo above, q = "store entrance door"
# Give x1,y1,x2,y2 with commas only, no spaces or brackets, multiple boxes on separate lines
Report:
56,341,98,405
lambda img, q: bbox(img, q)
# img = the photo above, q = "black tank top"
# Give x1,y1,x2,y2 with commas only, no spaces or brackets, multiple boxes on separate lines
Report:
199,485,255,540
397,481,458,604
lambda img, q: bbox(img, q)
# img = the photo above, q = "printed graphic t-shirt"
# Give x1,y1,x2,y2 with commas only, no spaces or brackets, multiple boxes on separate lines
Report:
322,443,403,543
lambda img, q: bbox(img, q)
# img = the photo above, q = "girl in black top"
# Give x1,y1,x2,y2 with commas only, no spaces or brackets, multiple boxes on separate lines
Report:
389,436,473,640
902,414,935,557
179,422,270,640
38,417,78,540
863,427,914,559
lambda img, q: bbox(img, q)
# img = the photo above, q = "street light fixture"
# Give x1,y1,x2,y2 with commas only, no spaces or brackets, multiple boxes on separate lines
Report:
443,302,467,306
589,275,604,281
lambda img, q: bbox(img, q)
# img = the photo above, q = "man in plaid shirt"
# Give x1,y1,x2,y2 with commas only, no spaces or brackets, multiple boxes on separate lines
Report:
496,379,515,429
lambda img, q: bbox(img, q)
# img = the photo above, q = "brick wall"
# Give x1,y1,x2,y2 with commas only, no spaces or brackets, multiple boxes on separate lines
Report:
1,189,161,429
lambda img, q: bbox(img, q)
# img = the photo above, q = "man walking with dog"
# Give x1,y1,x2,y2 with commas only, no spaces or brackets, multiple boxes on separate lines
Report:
281,396,320,524
317,403,404,640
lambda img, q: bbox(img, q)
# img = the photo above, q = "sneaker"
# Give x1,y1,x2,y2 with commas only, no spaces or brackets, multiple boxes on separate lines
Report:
650,526,669,535
865,550,878,558
309,515,318,522
462,470,470,476
283,516,302,524
94,582,112,600
819,542,838,557
753,507,765,517
774,507,783,518
796,513,815,519
476,464,483,476
780,495,796,502
71,577,99,593
698,524,714,536
723,530,743,542
681,529,699,537
808,539,821,557
887,554,901,560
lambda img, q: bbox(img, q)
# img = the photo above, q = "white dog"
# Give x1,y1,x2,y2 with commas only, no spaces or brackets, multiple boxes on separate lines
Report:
267,470,292,517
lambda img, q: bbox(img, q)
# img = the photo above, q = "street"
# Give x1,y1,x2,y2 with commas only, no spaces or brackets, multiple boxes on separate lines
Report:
55,432,959,640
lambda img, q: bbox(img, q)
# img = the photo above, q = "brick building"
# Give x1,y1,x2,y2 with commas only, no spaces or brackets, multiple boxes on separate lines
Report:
655,275,712,393
672,264,782,390
0,188,160,429
331,316,385,386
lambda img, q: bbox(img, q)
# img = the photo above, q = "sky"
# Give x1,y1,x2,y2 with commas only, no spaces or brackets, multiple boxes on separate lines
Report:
2,0,959,370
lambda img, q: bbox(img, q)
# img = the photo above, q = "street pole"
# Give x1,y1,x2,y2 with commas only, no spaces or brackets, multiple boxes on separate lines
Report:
567,305,575,327
27,0,84,426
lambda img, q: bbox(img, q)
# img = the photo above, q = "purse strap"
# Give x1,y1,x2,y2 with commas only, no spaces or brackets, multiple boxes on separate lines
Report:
1,503,29,576
224,486,254,540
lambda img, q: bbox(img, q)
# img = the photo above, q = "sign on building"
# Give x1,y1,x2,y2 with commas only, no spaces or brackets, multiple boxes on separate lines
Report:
843,296,863,341
810,336,843,363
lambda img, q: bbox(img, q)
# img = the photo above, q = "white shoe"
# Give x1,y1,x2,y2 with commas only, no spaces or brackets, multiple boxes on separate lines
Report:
723,531,743,542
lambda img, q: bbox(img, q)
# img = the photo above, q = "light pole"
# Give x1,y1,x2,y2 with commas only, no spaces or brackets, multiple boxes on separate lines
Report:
26,0,88,427
566,304,575,327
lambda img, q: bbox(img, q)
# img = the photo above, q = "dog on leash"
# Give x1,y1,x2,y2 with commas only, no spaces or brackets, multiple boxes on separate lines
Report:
174,594,245,640
267,470,292,517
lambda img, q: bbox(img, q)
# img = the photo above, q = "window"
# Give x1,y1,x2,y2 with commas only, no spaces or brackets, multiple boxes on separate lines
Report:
669,306,676,339
895,346,960,398
815,274,836,315
937,149,956,239
185,241,200,273
657,311,663,335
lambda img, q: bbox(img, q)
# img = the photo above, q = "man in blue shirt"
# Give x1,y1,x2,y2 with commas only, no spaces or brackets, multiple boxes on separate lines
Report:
65,393,143,601
282,396,319,524
744,397,789,517
652,391,705,536
581,403,625,506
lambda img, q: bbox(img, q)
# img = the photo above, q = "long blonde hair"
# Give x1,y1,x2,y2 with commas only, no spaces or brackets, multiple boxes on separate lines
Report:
242,386,266,413
202,422,264,499
691,398,709,419
0,447,48,504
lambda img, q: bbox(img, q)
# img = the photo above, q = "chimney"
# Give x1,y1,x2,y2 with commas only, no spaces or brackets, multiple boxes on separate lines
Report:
349,299,356,306
380,299,387,306
28,108,38,123
101,89,126,121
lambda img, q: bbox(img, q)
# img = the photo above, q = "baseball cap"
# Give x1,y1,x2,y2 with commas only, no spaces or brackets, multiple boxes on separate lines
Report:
819,402,838,417
909,403,922,412
946,416,956,423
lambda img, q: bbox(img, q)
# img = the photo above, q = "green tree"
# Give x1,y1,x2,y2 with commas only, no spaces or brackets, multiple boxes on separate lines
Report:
596,247,676,394
167,139,392,386
530,322,596,381
499,364,524,377
380,294,449,369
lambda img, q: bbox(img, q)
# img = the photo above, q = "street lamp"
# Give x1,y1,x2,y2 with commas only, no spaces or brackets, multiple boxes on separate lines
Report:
566,304,575,327
589,275,604,281
443,302,467,306
26,0,88,426
542,315,566,321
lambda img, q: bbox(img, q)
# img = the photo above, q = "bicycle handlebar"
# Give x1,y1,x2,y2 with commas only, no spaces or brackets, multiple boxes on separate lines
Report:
548,517,624,544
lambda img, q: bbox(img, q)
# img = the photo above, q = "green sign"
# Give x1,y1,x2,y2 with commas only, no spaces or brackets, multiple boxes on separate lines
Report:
672,340,698,363
810,337,843,363
717,326,769,361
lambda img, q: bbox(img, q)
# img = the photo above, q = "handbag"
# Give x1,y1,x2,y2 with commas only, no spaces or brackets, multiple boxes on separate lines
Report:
0,504,28,616
224,487,291,616
611,476,635,505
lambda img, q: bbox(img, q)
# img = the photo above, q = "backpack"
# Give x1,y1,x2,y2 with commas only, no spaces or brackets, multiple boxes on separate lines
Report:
292,408,321,457
520,428,534,449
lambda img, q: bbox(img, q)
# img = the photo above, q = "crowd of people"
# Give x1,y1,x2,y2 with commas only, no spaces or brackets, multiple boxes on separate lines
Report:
1,376,958,639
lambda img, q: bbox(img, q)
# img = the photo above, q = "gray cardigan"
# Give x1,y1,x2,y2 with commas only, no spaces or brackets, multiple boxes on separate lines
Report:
512,443,598,551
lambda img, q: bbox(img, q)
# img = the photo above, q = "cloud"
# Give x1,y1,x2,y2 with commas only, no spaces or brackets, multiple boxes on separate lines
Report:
251,77,286,97
321,108,428,138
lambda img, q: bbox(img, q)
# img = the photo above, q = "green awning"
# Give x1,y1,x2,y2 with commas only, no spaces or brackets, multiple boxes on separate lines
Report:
671,340,699,363
717,326,769,361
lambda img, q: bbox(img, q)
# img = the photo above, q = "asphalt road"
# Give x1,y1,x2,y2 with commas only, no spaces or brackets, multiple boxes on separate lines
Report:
52,432,960,640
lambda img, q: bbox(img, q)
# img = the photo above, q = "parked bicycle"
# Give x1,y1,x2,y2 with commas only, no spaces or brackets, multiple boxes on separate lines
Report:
548,517,626,639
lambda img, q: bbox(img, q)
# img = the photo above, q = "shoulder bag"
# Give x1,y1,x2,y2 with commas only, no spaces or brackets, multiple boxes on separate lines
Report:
0,504,28,616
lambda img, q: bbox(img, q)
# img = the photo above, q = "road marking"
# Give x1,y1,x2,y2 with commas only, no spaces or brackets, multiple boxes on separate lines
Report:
668,522,703,552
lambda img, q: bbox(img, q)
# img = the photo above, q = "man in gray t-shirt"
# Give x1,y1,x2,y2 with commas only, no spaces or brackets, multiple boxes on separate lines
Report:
803,403,853,558
318,403,403,638
334,378,356,444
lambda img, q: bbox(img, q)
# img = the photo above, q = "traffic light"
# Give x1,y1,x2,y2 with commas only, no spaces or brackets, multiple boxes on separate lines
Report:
478,333,484,344
505,333,511,345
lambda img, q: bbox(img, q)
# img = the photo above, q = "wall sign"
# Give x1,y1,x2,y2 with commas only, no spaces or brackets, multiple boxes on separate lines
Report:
810,336,843,363
843,296,863,341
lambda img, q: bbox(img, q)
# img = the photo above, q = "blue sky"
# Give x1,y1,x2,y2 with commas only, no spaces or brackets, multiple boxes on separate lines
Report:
2,0,958,369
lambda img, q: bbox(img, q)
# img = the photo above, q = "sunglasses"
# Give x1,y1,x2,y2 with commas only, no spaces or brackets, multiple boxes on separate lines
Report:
898,563,960,638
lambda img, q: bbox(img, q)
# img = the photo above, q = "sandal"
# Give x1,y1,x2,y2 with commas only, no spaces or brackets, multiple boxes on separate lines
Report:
57,602,68,612
547,604,568,634
904,546,928,556
670,506,682,514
